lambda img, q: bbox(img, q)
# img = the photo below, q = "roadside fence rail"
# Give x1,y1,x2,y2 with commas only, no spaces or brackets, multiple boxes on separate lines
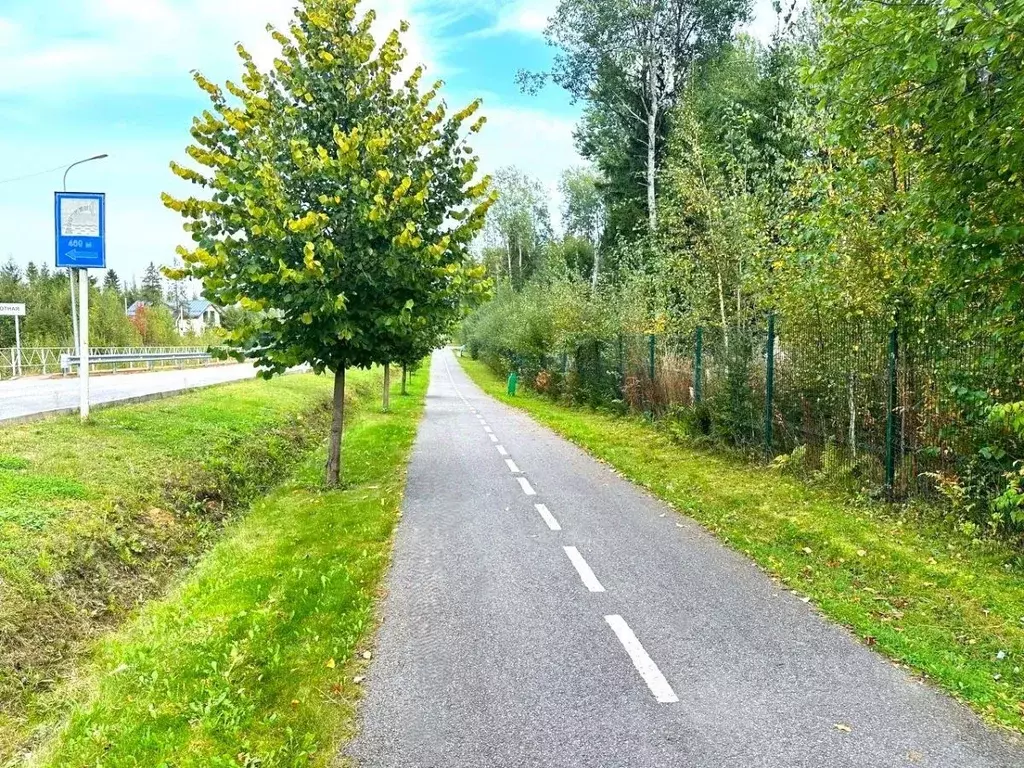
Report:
0,347,214,380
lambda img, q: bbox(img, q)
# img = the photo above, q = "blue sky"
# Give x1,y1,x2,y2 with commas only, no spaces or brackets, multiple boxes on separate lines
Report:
0,0,779,284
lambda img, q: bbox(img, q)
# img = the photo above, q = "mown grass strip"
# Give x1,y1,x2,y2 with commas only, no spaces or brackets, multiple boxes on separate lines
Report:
0,374,334,758
29,368,426,767
459,355,1024,733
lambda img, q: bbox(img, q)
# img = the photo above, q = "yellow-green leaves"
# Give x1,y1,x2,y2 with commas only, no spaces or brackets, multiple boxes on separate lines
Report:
288,212,326,234
163,0,490,383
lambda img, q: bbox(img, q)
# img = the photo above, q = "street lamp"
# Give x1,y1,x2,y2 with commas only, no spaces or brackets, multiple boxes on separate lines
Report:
63,154,109,352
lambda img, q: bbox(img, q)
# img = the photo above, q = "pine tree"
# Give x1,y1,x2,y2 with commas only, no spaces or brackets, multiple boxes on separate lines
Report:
140,262,163,304
103,269,122,293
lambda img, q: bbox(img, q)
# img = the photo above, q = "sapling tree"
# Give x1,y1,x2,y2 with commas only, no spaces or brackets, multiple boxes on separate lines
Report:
164,0,493,486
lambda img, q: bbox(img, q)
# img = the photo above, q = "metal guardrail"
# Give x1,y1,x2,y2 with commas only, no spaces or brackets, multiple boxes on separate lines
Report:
60,350,213,374
0,347,213,379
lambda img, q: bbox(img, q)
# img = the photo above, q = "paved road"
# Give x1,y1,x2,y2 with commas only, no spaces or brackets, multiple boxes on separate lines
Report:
0,364,261,423
349,349,1023,768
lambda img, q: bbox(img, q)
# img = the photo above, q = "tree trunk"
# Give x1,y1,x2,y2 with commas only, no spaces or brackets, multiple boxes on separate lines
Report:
591,245,600,292
848,370,857,458
506,241,513,285
647,108,658,231
401,364,408,396
325,367,346,488
717,268,730,355
646,56,659,232
383,362,391,412
517,240,523,281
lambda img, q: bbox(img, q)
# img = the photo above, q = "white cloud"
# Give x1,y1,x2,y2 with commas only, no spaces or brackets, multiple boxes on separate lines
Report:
493,0,555,36
0,0,444,97
0,0,583,272
474,0,555,38
0,16,19,46
472,104,582,229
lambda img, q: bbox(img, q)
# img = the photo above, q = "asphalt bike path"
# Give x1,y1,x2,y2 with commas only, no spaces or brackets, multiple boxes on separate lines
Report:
349,348,1023,768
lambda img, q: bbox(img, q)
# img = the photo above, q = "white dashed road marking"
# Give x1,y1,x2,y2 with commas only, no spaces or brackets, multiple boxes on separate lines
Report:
496,445,509,457
564,546,605,593
535,503,561,531
489,434,499,443
517,477,536,496
505,459,521,474
605,615,679,704
484,426,493,434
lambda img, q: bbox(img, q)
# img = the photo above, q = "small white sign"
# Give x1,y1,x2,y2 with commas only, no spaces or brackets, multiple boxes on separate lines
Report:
60,196,101,237
0,303,26,317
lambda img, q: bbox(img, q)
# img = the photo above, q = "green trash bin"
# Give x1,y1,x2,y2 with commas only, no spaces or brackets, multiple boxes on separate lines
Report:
507,371,519,397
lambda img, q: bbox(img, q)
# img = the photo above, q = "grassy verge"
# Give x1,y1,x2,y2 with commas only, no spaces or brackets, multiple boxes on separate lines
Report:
0,375,334,758
26,367,425,767
459,355,1024,733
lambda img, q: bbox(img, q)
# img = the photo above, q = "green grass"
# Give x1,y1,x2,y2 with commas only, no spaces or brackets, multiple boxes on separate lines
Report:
27,367,425,767
0,374,335,759
459,355,1024,733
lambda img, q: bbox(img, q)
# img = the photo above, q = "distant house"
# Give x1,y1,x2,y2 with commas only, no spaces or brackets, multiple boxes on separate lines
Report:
176,299,221,336
126,300,149,319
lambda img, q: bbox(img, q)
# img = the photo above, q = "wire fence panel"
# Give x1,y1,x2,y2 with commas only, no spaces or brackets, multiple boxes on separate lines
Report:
503,310,1023,508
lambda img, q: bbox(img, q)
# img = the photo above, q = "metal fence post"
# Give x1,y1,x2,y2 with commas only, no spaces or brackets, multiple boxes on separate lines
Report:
885,324,899,501
648,334,656,381
561,352,567,375
763,312,776,462
694,327,704,404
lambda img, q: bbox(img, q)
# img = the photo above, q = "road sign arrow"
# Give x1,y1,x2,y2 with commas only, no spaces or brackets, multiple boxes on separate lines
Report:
62,251,95,264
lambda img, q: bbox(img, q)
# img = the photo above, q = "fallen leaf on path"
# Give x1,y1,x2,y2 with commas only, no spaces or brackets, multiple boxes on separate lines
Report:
834,723,852,733
908,750,924,762
362,650,373,660
354,675,366,684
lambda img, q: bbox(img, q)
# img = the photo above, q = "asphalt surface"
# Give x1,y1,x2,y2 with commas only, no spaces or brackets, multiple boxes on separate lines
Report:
348,348,1024,768
0,364,261,423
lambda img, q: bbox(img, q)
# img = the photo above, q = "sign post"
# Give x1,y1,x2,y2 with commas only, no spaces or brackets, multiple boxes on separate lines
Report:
0,303,26,378
55,192,106,420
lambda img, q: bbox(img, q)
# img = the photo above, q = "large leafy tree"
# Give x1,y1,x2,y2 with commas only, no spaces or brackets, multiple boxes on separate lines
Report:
528,0,750,232
560,167,606,288
482,167,551,287
165,0,492,485
815,0,1024,337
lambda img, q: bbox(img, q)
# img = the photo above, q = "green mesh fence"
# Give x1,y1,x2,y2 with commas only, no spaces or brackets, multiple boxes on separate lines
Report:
518,310,1023,504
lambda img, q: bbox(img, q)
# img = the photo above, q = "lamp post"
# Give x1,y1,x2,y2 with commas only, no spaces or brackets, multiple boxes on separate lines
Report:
63,154,108,353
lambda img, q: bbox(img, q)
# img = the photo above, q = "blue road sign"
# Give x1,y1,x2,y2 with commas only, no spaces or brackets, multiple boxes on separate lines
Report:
55,192,106,269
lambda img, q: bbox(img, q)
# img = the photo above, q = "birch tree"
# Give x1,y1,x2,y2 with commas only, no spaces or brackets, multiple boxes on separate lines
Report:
527,0,749,232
